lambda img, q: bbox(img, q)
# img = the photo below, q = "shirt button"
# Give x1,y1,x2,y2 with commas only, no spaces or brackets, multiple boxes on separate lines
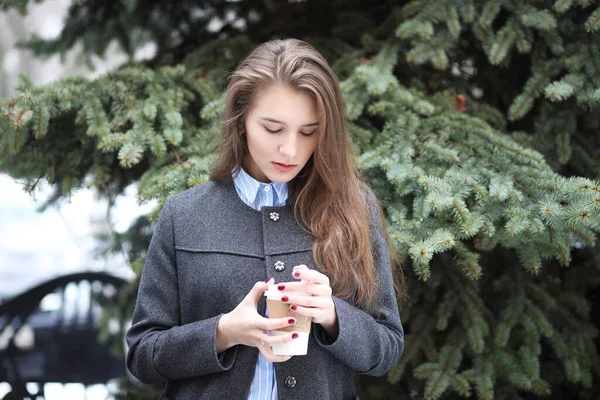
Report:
274,261,285,271
284,376,297,388
264,185,271,192
269,212,280,222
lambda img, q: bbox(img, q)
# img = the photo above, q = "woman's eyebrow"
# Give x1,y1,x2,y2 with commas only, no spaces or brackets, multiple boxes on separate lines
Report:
259,117,319,127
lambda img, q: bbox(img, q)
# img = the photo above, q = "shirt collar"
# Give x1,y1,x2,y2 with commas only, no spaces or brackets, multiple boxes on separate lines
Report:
232,167,289,205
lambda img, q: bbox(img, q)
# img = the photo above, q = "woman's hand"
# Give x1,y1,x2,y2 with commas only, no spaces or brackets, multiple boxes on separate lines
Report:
217,279,299,362
279,265,339,338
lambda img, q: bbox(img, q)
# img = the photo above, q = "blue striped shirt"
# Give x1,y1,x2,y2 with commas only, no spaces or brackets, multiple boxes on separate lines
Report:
233,167,288,400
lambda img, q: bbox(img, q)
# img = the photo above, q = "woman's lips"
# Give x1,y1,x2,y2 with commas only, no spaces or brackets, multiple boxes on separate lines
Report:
272,162,296,172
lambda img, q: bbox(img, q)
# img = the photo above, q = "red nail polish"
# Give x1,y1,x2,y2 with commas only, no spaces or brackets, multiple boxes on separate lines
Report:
265,278,271,283
290,305,297,311
278,284,285,290
292,333,299,339
294,271,300,278
282,296,289,302
288,318,295,324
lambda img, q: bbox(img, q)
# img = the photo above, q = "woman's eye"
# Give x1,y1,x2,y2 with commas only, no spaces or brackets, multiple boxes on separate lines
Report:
264,126,282,134
300,131,316,137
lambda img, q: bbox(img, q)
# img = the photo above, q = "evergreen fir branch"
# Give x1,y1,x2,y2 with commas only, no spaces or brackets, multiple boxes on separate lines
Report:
458,0,476,24
1,123,28,155
406,43,435,66
451,198,470,224
118,142,144,169
583,42,600,87
200,98,225,120
400,0,428,19
520,9,558,30
357,143,393,170
469,359,494,400
564,51,587,71
584,6,600,32
98,133,130,152
540,28,565,56
425,191,454,213
414,362,443,377
478,0,504,28
417,345,465,399
576,0,596,9
489,22,517,65
472,24,495,55
489,175,514,201
565,338,583,383
505,215,531,236
413,99,436,115
6,91,34,108
424,373,450,399
33,105,50,138
544,81,575,101
462,125,545,166
568,227,596,246
514,26,533,53
436,290,459,331
558,291,591,320
508,73,552,121
162,127,183,146
408,244,433,280
554,0,575,13
8,108,34,128
524,299,553,337
592,87,600,101
497,349,532,390
395,20,434,39
445,6,461,38
450,374,471,397
145,131,167,157
387,331,428,384
462,311,486,356
495,299,525,348
366,100,401,118
556,130,572,164
453,241,482,279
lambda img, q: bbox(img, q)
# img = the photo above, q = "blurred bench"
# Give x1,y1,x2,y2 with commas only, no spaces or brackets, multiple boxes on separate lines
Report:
0,272,127,399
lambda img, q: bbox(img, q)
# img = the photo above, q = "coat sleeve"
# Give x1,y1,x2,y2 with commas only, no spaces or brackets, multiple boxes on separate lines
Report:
312,192,404,376
125,197,238,384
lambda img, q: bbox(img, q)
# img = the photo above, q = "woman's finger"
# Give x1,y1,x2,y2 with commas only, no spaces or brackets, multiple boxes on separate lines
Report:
278,281,332,298
262,350,293,363
263,331,299,346
284,294,331,309
257,334,295,362
292,268,330,286
245,279,273,305
286,304,321,319
261,316,297,332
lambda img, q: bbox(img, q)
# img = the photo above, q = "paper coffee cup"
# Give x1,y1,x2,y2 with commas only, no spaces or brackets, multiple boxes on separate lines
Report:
264,284,312,355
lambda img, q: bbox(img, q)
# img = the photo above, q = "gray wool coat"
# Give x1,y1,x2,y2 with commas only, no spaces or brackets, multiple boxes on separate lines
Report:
126,180,404,400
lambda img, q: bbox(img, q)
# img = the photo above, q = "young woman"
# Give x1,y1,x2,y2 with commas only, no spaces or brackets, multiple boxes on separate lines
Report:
126,38,405,400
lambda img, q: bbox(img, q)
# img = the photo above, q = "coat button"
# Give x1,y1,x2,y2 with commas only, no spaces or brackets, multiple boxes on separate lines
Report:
269,212,280,222
274,261,285,271
284,376,297,388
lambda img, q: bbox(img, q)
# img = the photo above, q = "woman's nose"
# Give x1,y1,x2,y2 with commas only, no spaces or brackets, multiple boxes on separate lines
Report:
278,133,297,158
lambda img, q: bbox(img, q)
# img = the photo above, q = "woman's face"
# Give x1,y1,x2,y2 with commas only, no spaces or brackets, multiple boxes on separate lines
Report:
242,84,319,183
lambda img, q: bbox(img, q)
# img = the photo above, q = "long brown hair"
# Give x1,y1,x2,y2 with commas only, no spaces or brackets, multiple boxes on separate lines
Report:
210,39,405,312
